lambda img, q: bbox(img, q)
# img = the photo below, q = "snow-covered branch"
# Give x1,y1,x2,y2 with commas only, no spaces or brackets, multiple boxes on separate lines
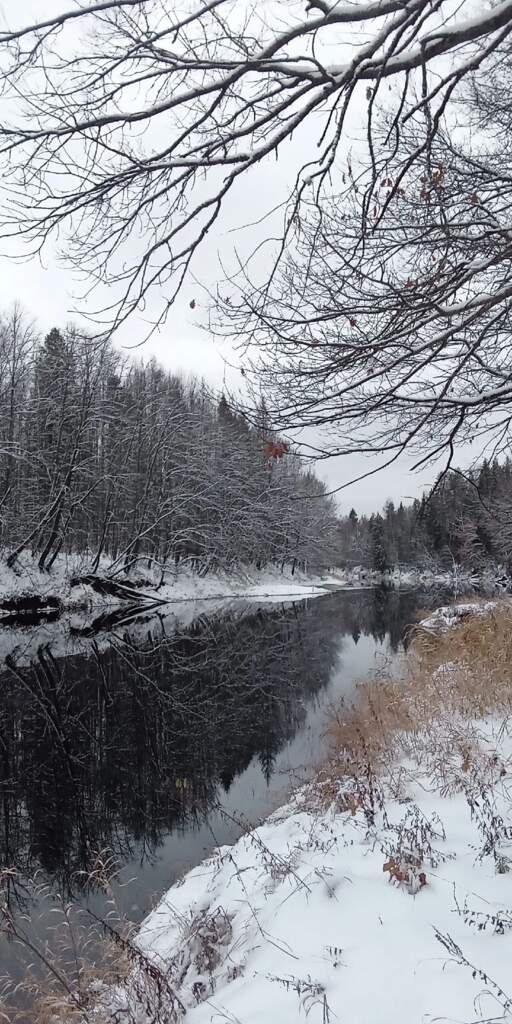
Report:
0,0,510,331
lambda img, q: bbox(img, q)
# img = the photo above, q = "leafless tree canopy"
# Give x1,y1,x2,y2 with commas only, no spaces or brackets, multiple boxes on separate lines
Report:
218,50,512,471
1,2,512,466
0,0,510,329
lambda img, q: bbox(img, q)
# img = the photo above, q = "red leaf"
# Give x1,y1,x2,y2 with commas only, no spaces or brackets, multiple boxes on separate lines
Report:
264,440,289,461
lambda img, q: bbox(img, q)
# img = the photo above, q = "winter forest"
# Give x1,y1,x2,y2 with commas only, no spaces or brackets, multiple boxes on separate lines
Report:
0,308,338,576
2,299,511,580
4,301,512,580
337,460,512,575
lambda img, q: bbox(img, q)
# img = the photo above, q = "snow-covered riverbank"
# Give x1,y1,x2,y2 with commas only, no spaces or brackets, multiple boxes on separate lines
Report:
0,553,504,622
98,598,512,1024
0,556,351,618
0,561,352,668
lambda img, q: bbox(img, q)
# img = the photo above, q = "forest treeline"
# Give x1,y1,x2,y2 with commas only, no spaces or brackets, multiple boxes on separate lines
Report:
0,308,337,574
4,304,512,580
338,461,512,575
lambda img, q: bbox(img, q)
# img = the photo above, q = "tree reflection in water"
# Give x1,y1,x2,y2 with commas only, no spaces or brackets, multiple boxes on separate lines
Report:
0,587,441,900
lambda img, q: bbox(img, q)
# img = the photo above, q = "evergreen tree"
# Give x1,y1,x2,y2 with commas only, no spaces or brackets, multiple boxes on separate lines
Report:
370,514,390,573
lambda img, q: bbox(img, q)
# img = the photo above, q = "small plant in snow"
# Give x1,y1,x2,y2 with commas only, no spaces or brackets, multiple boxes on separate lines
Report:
434,928,512,1017
382,853,427,894
324,944,344,968
172,906,233,1005
463,768,512,868
219,807,311,894
334,747,386,830
460,898,512,936
382,805,447,894
266,973,333,1022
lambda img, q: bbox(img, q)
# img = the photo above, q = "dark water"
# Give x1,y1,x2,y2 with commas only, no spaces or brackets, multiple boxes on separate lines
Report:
0,585,439,996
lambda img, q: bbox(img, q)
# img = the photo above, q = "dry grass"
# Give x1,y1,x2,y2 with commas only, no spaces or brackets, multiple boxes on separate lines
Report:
0,940,132,1024
0,851,180,1024
315,599,512,806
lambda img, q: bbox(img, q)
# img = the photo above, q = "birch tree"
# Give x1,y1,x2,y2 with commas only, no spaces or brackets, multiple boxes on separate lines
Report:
0,307,35,540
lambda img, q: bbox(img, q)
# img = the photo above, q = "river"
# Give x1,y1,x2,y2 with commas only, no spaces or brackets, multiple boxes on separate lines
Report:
0,585,444,1011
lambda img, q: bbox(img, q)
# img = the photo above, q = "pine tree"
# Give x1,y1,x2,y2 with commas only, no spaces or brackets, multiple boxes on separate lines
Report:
370,514,390,573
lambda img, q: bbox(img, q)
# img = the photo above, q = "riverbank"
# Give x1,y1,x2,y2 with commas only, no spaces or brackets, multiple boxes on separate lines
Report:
0,553,500,623
0,555,350,619
92,598,512,1024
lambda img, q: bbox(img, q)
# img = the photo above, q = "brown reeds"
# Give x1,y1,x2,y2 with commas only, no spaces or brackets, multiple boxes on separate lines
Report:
316,600,512,806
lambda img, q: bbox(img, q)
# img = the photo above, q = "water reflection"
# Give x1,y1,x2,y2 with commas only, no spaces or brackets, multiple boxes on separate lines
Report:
0,586,430,902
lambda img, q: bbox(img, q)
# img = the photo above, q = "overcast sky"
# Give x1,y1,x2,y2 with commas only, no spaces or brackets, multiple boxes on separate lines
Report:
0,0,474,514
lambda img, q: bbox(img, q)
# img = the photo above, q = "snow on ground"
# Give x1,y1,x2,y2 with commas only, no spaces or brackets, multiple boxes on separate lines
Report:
0,554,349,615
0,552,101,609
104,713,512,1024
0,551,500,619
95,600,512,1024
156,564,339,603
0,558,349,664
419,600,503,631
